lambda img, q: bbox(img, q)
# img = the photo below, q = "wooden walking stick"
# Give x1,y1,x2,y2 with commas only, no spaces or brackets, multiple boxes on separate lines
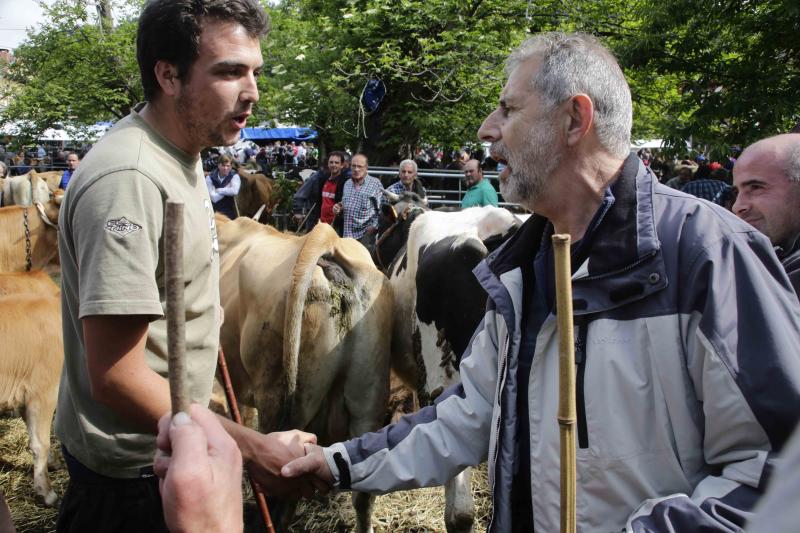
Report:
218,347,276,533
165,200,190,415
552,234,577,533
165,200,276,533
294,202,317,235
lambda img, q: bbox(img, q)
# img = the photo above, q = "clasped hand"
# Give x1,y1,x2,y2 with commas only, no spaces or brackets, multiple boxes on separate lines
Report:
281,443,335,493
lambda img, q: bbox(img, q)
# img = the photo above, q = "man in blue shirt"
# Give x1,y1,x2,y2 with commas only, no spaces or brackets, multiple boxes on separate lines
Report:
59,152,80,189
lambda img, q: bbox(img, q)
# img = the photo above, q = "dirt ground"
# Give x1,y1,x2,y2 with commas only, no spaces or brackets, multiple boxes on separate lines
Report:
1,414,491,532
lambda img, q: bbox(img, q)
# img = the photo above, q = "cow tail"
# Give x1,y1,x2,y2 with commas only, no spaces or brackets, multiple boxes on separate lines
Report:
282,223,338,416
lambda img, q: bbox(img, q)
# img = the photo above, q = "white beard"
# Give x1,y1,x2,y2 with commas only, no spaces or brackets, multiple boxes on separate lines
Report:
496,114,562,206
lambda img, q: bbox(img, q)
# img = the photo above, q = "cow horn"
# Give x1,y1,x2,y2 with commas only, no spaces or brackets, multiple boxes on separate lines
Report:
34,202,59,229
252,204,267,221
383,189,400,203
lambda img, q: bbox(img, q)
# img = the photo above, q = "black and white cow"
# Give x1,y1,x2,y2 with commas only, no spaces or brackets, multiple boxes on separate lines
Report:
376,194,519,533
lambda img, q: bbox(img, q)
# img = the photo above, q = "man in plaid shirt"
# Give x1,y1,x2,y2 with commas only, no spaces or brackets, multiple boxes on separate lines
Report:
680,164,731,206
334,154,384,244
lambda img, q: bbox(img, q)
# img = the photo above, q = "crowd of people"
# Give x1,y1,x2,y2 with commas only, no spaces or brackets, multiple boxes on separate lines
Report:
202,139,318,175
0,143,88,177
290,150,501,249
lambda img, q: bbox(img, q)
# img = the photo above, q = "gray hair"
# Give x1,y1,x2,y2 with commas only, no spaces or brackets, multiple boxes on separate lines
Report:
787,143,800,182
505,32,632,159
399,159,417,172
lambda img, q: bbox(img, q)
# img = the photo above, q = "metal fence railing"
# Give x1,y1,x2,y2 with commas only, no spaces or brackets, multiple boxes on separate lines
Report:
368,166,523,210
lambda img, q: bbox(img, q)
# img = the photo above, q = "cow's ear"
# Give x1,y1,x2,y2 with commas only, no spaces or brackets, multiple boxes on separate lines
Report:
381,204,397,223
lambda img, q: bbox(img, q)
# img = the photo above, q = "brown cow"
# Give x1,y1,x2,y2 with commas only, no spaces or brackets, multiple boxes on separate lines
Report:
0,284,63,506
33,170,65,193
235,168,276,223
1,171,51,207
217,217,393,532
0,203,60,273
0,270,60,297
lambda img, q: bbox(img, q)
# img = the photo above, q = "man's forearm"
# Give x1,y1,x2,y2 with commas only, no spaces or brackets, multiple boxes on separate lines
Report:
217,415,258,464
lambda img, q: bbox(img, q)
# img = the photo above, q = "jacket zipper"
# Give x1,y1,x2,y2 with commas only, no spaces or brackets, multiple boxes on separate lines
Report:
575,317,589,449
488,332,511,531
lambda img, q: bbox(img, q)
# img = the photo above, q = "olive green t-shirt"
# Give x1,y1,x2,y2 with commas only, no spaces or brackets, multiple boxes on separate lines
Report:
56,104,221,478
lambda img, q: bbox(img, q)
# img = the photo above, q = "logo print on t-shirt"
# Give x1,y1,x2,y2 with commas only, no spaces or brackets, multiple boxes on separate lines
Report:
104,217,142,237
204,199,219,261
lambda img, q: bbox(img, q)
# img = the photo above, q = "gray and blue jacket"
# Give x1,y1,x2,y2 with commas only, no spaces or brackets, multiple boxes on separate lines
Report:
323,154,800,532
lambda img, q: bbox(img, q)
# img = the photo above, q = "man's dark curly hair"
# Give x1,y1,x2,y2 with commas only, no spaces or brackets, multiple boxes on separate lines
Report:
137,0,270,101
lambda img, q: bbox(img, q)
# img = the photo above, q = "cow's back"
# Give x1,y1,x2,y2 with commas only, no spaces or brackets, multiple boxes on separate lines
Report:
1,173,50,207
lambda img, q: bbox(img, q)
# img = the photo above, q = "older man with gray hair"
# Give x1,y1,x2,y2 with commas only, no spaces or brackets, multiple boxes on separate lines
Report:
386,158,426,199
283,32,800,532
733,134,800,295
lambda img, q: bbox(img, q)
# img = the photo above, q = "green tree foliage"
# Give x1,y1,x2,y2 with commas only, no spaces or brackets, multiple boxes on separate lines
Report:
620,0,800,155
261,0,529,163
0,0,141,146
4,0,797,160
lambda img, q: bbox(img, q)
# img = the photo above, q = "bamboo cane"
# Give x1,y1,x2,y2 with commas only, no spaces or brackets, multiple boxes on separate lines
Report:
218,348,276,533
552,233,576,533
165,200,190,415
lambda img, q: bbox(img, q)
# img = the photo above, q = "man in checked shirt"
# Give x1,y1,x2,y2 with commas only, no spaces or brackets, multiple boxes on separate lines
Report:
333,153,384,247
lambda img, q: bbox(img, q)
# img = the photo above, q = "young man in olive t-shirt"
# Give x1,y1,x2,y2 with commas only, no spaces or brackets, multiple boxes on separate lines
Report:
55,2,316,531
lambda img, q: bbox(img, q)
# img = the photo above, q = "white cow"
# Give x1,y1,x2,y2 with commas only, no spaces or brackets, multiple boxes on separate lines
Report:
379,203,520,533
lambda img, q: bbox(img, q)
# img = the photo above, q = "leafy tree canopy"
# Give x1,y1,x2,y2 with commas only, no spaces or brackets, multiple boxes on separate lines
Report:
1,0,797,161
0,0,141,147
261,0,529,162
619,0,800,156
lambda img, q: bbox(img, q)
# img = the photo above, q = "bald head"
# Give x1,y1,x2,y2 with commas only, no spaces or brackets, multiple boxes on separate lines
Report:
733,134,800,249
737,134,800,182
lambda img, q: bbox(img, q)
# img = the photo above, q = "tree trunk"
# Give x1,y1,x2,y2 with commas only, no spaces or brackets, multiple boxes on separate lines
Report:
96,0,113,33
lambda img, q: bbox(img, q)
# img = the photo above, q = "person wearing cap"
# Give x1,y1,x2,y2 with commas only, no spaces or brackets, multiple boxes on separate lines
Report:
664,162,695,189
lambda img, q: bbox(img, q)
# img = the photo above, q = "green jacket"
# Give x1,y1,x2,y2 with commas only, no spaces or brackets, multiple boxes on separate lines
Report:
461,178,498,208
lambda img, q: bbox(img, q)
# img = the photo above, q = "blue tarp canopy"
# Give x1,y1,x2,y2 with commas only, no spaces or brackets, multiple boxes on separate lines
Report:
240,127,318,142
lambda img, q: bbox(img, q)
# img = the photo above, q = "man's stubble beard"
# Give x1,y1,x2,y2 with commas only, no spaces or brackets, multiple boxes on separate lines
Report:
176,88,229,150
499,114,562,207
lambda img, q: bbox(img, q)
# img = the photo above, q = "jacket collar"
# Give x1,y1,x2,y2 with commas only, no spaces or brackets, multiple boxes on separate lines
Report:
479,153,667,315
776,233,800,260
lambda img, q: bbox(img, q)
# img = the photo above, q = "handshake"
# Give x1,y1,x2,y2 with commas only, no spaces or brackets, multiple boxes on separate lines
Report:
154,404,337,532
